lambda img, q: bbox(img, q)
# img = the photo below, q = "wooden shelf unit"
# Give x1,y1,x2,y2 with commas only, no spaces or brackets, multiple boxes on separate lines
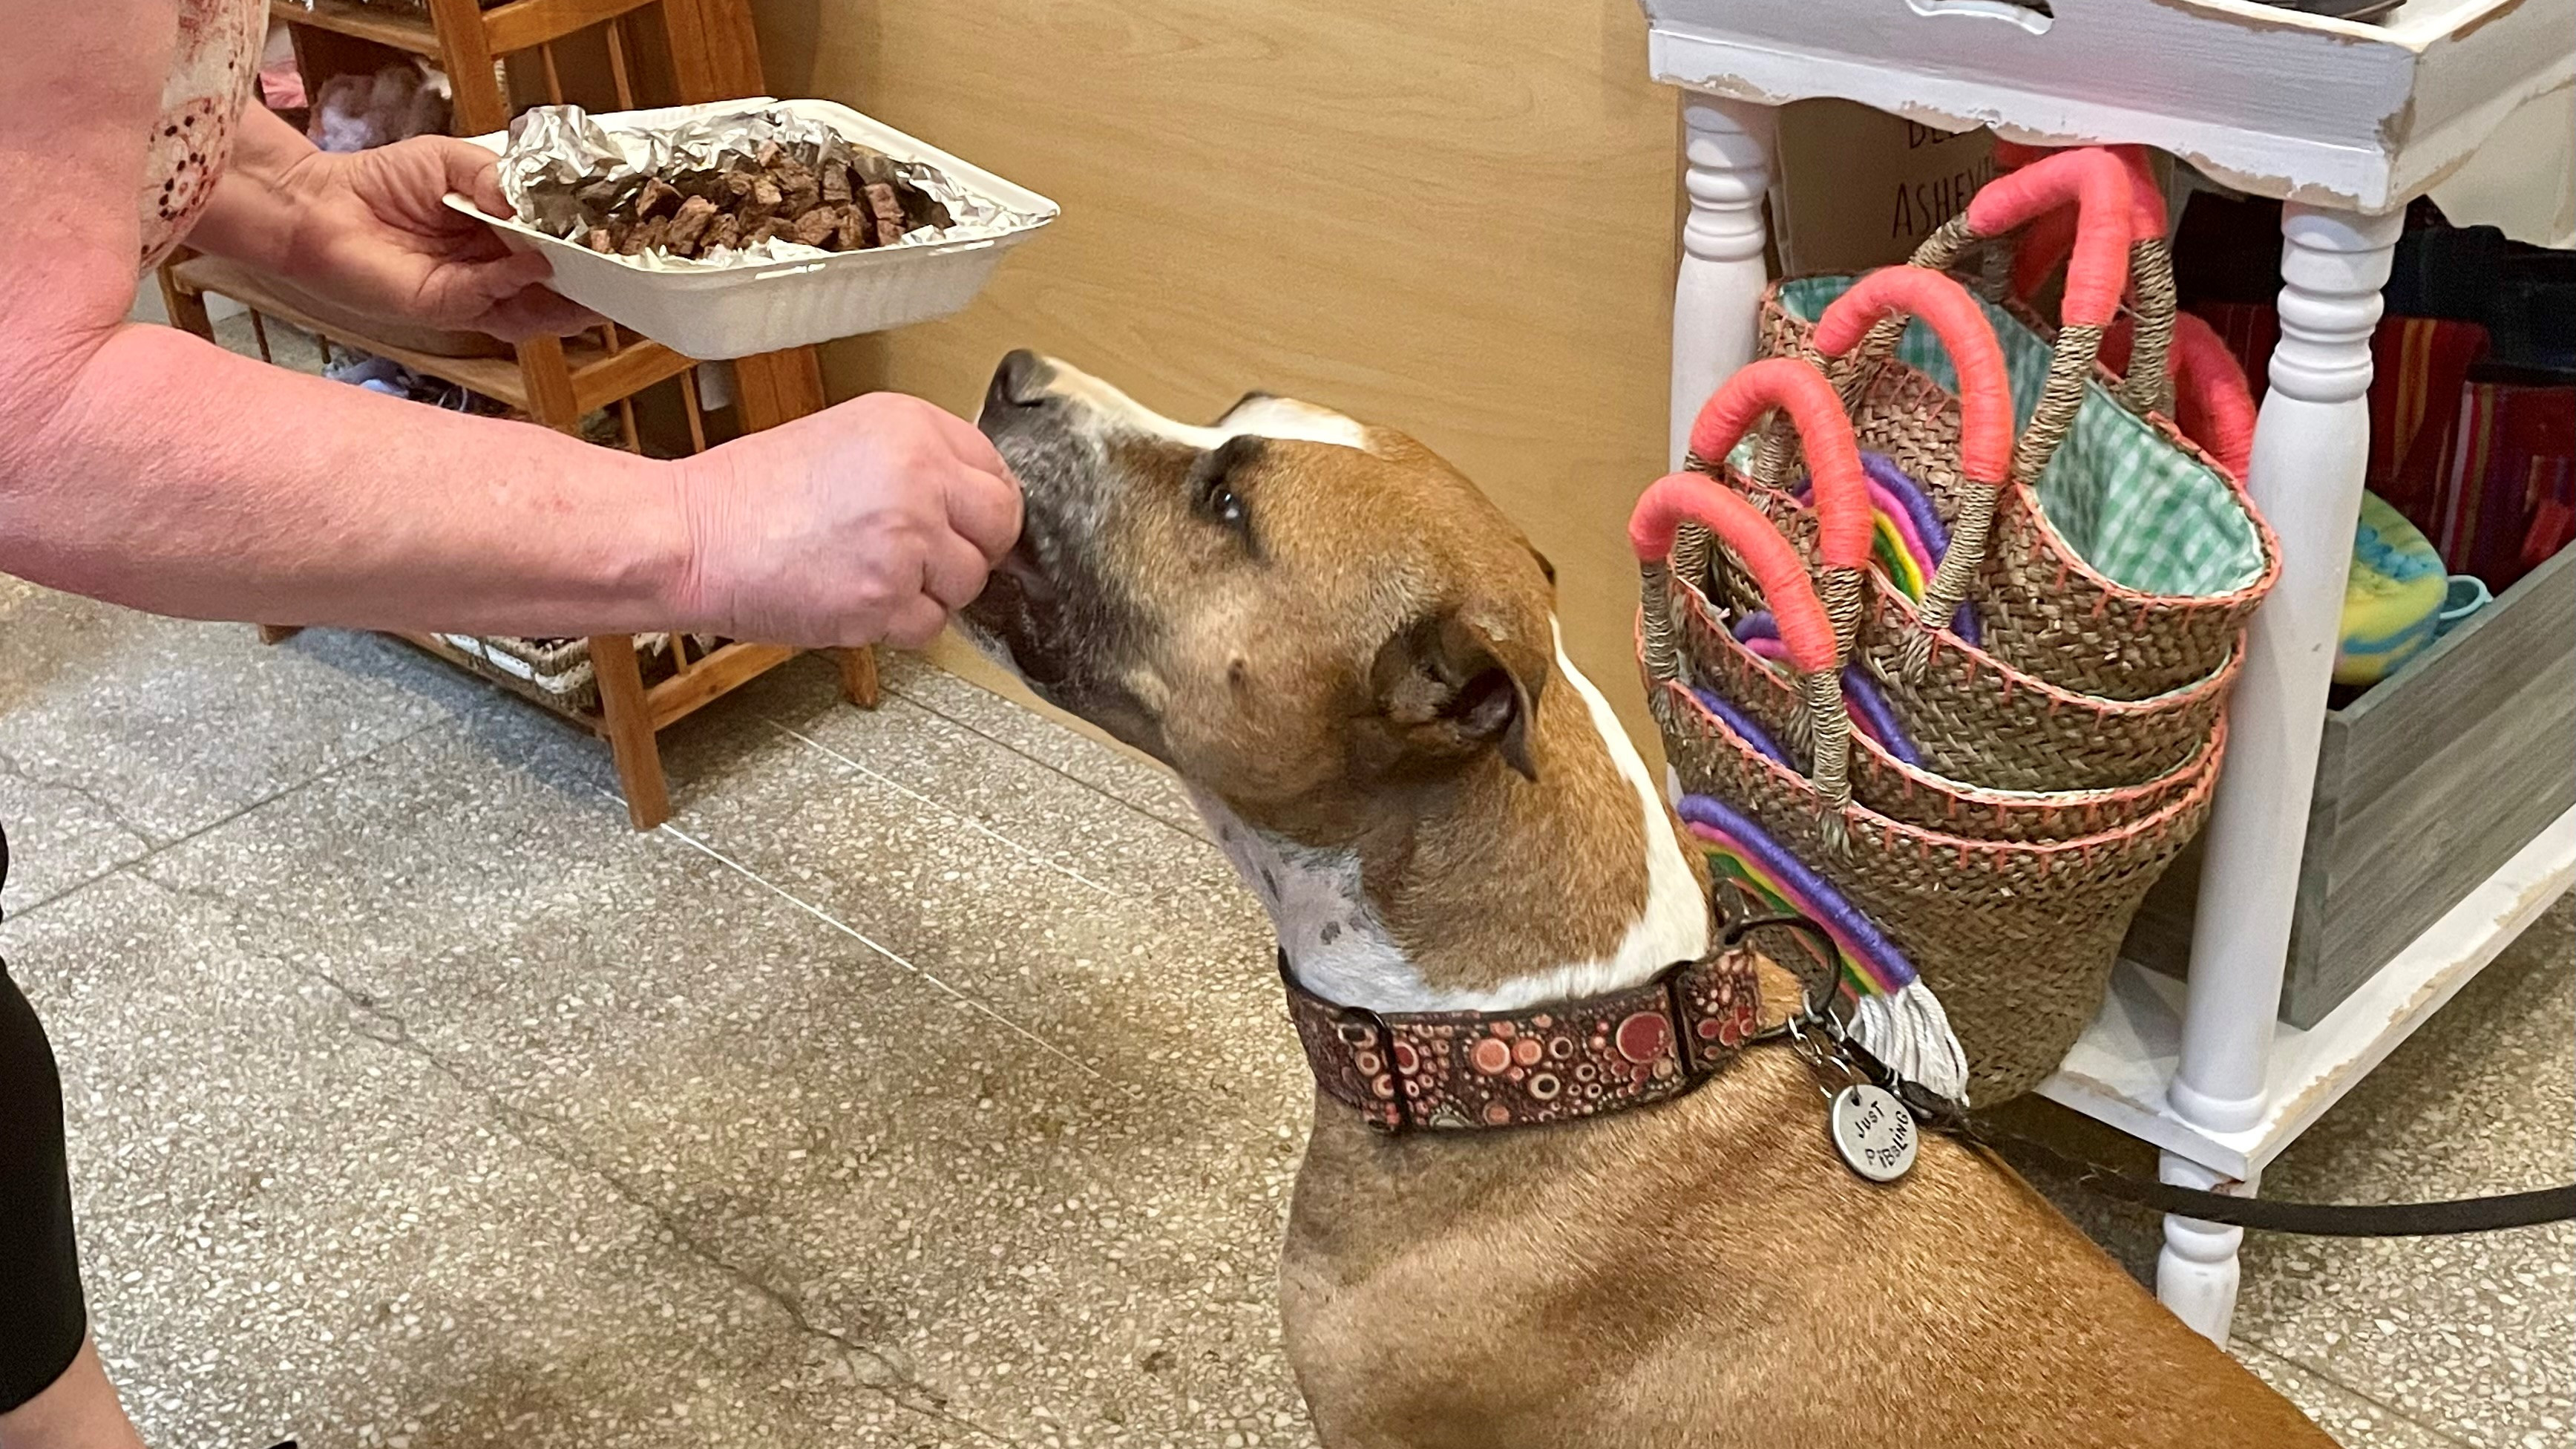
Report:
171,0,871,831
163,254,698,418
275,0,661,59
389,633,846,739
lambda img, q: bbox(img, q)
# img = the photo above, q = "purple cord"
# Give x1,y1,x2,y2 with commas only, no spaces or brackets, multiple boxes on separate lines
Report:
1689,688,1789,765
1671,791,1919,991
1792,453,1984,644
1727,614,1924,765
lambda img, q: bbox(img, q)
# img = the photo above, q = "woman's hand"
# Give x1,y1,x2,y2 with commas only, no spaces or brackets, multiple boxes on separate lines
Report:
271,136,594,341
674,393,1025,649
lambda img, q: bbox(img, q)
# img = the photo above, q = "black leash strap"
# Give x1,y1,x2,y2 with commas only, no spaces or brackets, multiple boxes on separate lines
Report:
1950,1109,2576,1237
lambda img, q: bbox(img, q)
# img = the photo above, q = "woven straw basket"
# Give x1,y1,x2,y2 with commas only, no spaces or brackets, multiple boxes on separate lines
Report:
1633,362,2222,1100
1748,148,2280,703
1679,352,2238,794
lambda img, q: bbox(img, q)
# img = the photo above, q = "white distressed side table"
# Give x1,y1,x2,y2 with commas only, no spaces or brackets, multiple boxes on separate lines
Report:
1642,0,2576,1341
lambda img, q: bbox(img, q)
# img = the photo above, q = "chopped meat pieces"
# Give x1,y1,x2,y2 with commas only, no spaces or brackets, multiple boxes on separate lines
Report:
633,177,682,220
551,137,946,261
618,215,670,255
773,160,822,217
786,206,838,248
663,194,719,254
863,182,907,246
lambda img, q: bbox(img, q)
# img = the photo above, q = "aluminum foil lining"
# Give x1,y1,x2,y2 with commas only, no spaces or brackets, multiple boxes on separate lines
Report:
497,103,1049,272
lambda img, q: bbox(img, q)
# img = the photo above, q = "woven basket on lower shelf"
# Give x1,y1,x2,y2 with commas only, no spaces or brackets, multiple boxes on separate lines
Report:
432,632,725,712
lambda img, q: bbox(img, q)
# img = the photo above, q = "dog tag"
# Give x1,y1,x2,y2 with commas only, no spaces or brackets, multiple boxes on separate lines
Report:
1829,1083,1916,1183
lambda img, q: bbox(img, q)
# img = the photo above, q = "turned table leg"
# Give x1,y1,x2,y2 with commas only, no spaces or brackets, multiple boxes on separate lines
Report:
2157,202,2402,1342
1670,96,1777,468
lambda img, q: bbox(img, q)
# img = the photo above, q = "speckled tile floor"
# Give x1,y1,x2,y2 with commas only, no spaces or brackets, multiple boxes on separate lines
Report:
8,318,2571,1449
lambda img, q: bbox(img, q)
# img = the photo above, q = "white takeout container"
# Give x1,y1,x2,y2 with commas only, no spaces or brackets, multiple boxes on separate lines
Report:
445,98,1058,361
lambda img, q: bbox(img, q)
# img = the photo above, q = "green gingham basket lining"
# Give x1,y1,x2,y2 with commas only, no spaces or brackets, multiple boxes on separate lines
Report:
1774,275,2265,598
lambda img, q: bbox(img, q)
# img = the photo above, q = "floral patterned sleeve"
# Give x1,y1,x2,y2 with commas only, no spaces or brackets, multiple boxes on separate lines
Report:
137,0,264,271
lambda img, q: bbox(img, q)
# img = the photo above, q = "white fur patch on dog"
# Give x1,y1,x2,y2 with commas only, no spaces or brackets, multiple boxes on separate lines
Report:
1193,785,1413,1008
1039,359,1374,453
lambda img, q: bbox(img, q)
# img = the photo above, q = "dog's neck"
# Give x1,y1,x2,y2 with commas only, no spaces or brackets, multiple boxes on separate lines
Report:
1196,626,1709,1014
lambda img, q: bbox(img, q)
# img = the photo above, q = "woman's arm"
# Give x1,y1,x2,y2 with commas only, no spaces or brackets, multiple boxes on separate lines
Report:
173,101,332,278
0,0,1016,646
186,102,590,341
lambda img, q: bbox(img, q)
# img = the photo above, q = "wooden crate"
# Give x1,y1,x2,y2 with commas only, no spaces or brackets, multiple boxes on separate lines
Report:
2126,546,2576,1027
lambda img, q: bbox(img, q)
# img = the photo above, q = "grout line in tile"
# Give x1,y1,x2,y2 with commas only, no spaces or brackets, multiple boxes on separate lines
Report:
630,799,1118,1090
114,868,1019,1448
0,710,466,928
761,719,1124,902
2229,1337,2477,1448
0,742,163,851
875,678,1207,842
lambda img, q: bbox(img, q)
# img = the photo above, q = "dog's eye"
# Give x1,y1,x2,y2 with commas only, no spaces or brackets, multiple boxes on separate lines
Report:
1196,477,1248,531
1190,436,1263,540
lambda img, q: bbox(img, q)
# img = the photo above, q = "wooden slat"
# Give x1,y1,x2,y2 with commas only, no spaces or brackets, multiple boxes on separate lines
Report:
168,254,693,421
416,0,508,131
833,647,881,709
2123,548,2576,1027
658,0,775,120
646,642,796,728
728,350,829,431
569,336,697,413
513,333,583,430
604,13,636,108
481,0,661,57
269,0,440,56
154,255,214,336
591,634,672,828
678,365,709,453
168,256,534,405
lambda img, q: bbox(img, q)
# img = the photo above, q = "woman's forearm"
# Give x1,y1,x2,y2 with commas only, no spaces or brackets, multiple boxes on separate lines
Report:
179,102,319,276
0,321,698,637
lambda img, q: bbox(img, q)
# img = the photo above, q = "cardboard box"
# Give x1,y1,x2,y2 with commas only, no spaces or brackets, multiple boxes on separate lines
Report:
1769,99,1997,277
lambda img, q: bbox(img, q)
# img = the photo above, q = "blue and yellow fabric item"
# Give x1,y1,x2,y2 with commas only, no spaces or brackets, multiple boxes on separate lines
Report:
2335,492,2449,687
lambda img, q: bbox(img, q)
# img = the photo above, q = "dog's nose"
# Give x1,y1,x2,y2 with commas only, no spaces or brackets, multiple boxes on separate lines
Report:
985,349,1053,415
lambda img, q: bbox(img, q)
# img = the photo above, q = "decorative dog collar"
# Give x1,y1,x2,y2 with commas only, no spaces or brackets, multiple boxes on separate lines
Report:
1282,946,1764,1134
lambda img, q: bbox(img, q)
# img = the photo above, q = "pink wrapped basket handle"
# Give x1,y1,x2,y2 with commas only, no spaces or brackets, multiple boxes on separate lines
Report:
1630,473,1838,678
1812,268,2015,487
1683,357,1875,573
1963,148,2137,329
1994,144,2166,304
2168,311,2256,480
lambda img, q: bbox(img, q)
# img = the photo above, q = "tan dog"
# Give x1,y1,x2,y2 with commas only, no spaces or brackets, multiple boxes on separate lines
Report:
964,351,2332,1448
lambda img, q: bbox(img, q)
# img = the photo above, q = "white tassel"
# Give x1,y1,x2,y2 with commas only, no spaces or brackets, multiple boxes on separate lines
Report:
1849,980,1971,1107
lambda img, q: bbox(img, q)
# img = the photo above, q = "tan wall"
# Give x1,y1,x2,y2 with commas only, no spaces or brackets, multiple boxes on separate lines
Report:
752,0,1682,752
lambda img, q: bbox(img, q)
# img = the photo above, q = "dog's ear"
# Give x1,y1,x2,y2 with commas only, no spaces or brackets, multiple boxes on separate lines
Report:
1366,605,1547,781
